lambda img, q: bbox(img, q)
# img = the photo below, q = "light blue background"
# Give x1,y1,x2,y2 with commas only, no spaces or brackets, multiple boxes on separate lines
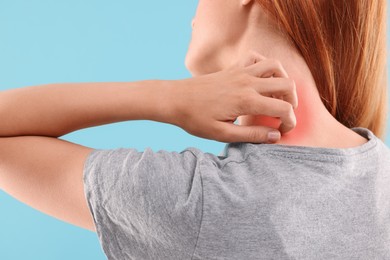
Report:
0,1,389,259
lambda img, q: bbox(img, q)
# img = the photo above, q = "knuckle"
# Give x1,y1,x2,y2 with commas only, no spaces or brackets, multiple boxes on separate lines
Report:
214,123,226,136
219,127,234,142
239,74,254,86
253,96,265,113
213,127,227,142
290,114,297,127
248,128,263,142
281,102,293,114
237,94,259,116
247,128,257,141
290,79,297,92
264,58,285,77
285,108,297,128
238,90,255,107
286,79,296,91
269,58,282,68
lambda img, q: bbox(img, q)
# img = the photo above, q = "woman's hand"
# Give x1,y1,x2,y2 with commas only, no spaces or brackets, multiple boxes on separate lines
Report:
169,51,298,144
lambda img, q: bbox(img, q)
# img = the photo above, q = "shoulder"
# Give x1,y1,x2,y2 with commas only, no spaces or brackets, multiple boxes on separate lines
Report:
83,146,207,258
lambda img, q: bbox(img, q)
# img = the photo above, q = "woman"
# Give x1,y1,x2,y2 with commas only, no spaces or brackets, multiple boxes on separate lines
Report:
0,0,389,259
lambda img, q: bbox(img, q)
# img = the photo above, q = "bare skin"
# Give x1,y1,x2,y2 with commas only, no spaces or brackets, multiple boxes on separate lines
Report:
0,0,367,234
0,58,296,142
0,57,297,232
186,0,368,148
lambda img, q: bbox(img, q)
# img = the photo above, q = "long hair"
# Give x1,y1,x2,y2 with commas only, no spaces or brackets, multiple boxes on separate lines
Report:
256,0,388,141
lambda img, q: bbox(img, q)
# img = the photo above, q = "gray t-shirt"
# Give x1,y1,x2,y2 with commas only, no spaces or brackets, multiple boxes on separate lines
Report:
83,127,390,260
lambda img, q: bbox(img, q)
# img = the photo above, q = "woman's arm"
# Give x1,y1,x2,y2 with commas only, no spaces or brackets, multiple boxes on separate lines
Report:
0,80,175,137
0,54,297,141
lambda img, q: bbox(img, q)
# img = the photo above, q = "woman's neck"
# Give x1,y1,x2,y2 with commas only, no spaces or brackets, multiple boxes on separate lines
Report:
236,49,369,148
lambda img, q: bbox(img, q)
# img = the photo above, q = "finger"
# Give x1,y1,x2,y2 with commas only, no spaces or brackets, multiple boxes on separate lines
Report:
215,122,281,144
251,77,298,109
241,95,297,133
231,50,267,70
244,58,289,78
240,50,268,67
228,50,267,69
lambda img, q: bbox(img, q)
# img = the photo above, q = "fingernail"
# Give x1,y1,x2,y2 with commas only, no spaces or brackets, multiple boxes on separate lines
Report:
267,131,281,142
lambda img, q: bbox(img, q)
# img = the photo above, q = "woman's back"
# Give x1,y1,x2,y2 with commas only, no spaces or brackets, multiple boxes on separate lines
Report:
84,127,390,259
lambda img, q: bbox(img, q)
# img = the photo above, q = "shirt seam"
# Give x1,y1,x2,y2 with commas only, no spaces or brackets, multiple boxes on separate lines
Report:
242,140,378,162
219,153,379,170
244,133,378,158
189,156,205,260
265,151,377,162
220,143,378,170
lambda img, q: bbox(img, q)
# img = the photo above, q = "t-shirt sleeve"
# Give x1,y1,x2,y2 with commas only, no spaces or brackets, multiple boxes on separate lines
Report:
82,147,203,260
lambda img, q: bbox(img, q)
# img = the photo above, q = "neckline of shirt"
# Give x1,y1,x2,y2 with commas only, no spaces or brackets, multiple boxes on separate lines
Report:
222,127,379,160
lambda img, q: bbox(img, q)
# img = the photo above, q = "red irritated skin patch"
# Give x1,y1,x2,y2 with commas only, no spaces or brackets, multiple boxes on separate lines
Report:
248,78,319,144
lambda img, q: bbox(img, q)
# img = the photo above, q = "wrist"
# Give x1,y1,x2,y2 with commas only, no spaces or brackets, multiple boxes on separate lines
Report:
144,79,181,126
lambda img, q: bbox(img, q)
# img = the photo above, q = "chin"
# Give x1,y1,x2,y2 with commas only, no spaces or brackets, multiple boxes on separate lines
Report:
185,51,203,77
185,45,220,77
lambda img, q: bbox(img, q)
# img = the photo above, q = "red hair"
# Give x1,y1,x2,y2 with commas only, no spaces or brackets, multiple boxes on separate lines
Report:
256,0,388,140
